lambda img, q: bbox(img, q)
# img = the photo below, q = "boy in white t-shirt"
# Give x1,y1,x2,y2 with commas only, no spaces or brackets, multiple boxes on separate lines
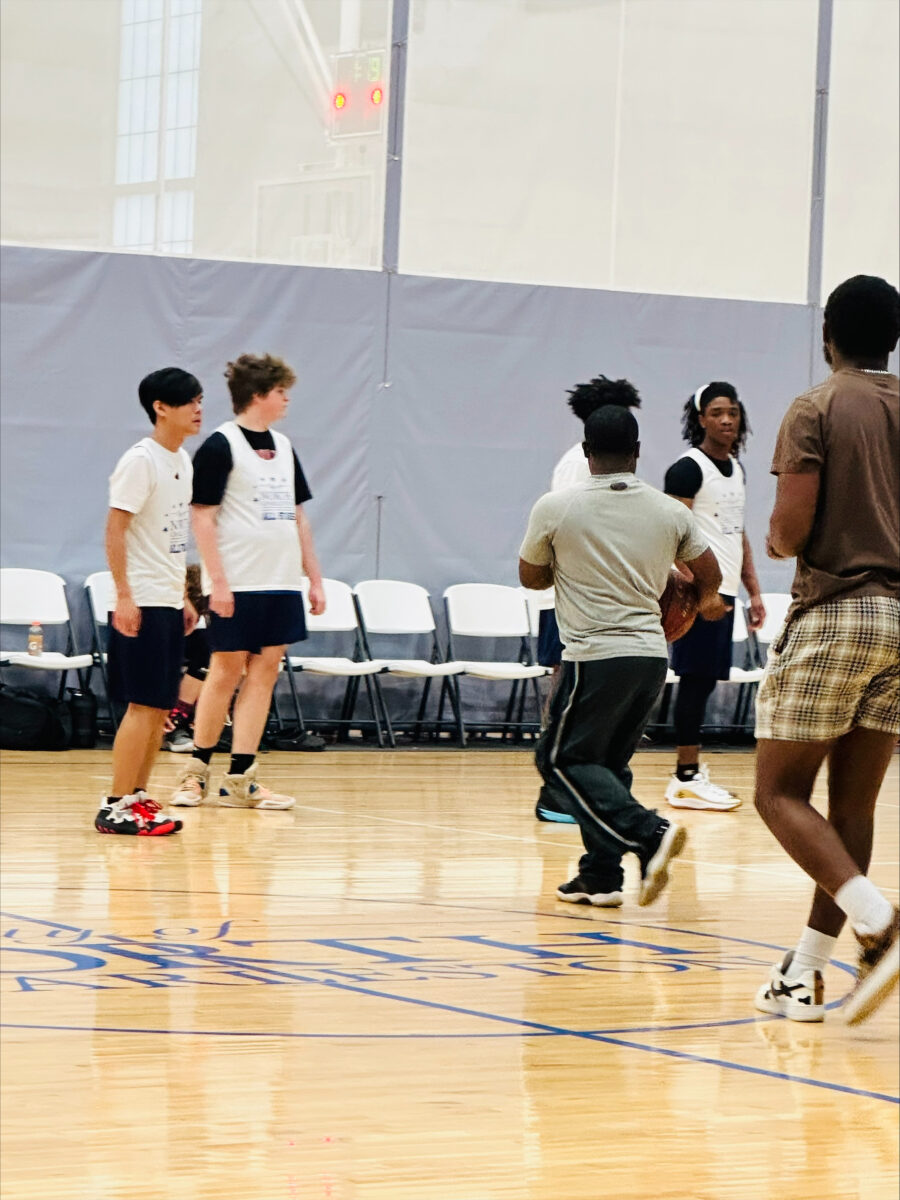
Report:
171,353,325,811
96,368,203,835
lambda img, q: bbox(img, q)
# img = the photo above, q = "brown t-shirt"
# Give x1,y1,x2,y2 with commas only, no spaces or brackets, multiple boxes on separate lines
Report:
771,367,899,613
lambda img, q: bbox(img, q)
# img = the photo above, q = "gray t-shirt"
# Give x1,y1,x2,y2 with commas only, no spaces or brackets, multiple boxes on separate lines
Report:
519,472,708,662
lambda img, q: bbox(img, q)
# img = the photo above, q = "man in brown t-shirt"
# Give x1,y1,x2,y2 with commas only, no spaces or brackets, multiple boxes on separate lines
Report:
753,275,899,1028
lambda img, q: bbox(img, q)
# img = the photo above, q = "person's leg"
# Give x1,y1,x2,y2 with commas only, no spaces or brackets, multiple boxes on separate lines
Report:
111,703,168,796
230,643,283,756
192,650,247,751
672,674,716,768
547,658,686,905
218,644,295,810
534,610,575,823
804,726,897,938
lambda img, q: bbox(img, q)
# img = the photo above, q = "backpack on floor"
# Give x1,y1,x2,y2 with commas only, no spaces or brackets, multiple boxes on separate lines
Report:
0,684,72,750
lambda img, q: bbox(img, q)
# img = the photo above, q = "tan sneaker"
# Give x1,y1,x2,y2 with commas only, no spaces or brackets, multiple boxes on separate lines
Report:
171,757,210,807
843,907,900,1026
217,762,295,810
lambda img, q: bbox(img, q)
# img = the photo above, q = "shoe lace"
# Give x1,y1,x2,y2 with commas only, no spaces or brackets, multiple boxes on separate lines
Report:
129,797,163,825
695,766,735,798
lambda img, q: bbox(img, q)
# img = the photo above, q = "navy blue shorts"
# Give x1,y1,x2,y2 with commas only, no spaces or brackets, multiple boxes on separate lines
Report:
107,606,184,710
670,596,736,681
206,591,307,654
537,608,564,667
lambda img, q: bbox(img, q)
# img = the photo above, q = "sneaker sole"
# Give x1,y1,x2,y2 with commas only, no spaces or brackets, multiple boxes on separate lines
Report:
556,888,623,908
536,808,577,824
843,939,900,1026
639,824,688,906
166,743,196,754
665,791,741,812
754,984,825,1023
170,795,203,807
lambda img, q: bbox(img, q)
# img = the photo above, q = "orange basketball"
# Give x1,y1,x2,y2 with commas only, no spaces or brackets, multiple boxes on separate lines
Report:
660,570,699,643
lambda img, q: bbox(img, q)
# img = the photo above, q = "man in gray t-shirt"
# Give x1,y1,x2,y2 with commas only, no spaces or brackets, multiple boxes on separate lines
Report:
520,406,724,907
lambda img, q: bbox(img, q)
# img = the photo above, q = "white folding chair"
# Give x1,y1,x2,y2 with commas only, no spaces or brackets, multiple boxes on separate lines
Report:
353,579,466,746
443,583,550,743
84,570,119,732
755,592,794,662
283,578,389,745
728,601,765,733
0,568,93,700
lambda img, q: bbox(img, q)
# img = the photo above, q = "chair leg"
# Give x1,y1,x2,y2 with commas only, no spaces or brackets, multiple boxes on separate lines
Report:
448,676,467,747
284,660,307,732
361,675,384,747
413,677,432,742
372,676,395,748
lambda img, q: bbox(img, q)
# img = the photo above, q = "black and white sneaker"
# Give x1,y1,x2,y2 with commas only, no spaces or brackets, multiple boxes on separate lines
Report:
556,875,623,908
755,952,825,1022
95,794,182,836
637,820,687,906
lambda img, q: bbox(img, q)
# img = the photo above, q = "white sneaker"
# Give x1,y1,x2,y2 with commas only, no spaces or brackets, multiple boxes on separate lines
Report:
218,763,295,810
665,764,741,811
171,757,209,807
755,952,825,1022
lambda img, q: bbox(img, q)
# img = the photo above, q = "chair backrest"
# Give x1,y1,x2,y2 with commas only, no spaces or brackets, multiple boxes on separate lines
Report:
520,586,555,639
444,584,531,639
731,600,749,643
354,580,436,635
0,568,72,626
757,592,793,644
301,577,359,634
84,571,116,625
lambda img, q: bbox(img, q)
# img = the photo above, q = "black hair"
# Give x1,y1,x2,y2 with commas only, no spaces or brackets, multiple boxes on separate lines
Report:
584,406,639,458
138,367,202,425
824,275,900,362
680,381,750,455
567,375,641,422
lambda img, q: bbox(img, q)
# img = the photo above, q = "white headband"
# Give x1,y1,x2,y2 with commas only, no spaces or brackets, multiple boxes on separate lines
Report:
693,385,710,412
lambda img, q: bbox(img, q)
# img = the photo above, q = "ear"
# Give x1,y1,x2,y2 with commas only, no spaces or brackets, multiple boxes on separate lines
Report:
153,398,166,419
634,441,641,461
582,440,590,459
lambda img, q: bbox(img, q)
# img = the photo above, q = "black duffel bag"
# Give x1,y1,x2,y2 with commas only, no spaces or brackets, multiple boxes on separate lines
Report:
0,684,73,750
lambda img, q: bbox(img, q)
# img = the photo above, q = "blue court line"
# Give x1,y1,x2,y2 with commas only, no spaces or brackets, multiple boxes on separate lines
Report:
2,975,896,1105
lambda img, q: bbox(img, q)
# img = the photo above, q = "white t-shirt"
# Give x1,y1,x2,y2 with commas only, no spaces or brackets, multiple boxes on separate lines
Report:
551,441,592,492
201,420,304,594
109,437,192,608
520,474,708,661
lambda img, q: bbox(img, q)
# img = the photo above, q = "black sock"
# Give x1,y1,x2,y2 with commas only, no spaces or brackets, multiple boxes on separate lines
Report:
676,764,699,782
229,753,255,776
193,745,215,765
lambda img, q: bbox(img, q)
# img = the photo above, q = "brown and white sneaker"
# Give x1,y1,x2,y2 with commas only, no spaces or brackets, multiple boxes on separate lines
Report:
171,757,210,807
217,763,295,810
842,907,900,1026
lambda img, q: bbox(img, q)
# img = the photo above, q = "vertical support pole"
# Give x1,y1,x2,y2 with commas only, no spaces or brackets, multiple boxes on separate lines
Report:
806,0,834,386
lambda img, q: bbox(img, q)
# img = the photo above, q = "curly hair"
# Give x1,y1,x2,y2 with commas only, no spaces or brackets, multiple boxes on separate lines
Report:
567,375,641,422
225,353,297,414
680,381,750,455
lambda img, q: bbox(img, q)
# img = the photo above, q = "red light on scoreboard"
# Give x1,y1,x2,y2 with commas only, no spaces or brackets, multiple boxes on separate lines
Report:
333,92,347,111
370,86,383,106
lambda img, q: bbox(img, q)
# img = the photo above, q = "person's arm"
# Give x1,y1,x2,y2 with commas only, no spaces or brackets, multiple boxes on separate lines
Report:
105,508,141,636
766,472,820,560
191,504,233,618
740,531,765,630
296,504,325,615
519,559,554,590
682,547,726,621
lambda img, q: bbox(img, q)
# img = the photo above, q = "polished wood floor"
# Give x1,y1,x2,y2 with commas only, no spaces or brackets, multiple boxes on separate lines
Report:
1,746,897,1200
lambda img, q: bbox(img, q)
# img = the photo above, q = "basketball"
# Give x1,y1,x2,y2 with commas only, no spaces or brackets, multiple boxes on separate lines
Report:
660,570,700,642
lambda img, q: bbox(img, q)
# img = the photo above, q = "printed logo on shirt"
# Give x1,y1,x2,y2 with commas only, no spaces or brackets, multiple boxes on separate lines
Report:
716,492,744,537
255,474,295,522
164,503,190,554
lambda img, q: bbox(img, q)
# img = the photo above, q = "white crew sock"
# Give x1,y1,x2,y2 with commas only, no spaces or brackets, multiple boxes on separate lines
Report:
834,875,894,937
786,926,838,978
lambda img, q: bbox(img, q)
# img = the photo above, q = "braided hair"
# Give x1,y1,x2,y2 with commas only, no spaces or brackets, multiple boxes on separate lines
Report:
680,381,750,456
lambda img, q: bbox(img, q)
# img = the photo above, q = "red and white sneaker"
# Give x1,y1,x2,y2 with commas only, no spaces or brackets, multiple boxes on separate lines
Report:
95,794,182,836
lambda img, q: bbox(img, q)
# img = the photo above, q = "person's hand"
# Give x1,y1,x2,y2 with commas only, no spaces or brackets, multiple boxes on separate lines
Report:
308,581,326,616
699,594,732,622
113,597,141,637
163,713,176,734
183,598,199,635
209,582,234,618
747,594,766,631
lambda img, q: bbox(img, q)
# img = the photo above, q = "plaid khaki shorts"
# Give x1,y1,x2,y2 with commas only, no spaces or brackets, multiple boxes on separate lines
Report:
755,595,900,742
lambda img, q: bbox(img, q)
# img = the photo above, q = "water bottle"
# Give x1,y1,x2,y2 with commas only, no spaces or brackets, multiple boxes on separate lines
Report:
27,621,43,656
